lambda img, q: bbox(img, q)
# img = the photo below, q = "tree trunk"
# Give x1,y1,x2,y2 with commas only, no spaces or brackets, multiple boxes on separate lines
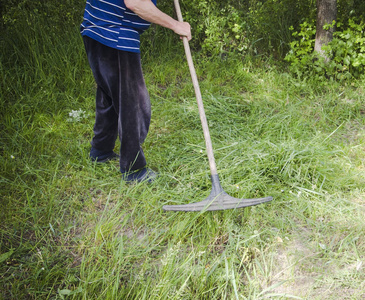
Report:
314,0,337,60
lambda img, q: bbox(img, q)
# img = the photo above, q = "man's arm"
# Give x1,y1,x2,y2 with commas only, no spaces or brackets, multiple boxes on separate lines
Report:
124,0,191,41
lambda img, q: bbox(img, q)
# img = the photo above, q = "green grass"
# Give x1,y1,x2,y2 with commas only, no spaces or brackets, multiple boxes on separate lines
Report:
1,17,364,300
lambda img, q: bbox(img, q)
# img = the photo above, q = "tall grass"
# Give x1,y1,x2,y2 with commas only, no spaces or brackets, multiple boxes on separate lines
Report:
1,13,364,300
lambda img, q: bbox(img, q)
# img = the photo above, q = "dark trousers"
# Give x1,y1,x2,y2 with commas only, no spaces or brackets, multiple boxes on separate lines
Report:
83,36,151,172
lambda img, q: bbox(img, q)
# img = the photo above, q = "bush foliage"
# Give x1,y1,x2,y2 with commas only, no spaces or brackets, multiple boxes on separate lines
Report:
285,18,365,81
1,0,365,73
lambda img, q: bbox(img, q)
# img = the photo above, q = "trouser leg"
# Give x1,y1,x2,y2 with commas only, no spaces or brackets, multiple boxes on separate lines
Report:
116,50,151,172
83,36,151,171
83,37,118,152
91,86,119,152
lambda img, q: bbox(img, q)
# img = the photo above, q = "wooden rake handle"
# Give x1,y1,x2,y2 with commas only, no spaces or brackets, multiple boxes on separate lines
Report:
173,0,218,177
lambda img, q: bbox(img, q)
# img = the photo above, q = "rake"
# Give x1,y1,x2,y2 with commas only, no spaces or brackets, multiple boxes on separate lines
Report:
162,0,273,211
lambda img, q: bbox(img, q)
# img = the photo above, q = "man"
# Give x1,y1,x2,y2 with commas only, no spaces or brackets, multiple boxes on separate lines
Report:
81,0,191,182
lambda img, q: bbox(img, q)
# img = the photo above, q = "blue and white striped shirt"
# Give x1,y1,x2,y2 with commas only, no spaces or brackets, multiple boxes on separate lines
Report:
81,0,157,53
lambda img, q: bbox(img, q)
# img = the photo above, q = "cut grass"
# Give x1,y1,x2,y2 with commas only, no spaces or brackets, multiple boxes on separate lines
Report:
1,16,364,300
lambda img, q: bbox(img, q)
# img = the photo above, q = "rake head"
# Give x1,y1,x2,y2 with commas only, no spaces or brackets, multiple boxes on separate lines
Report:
163,175,273,212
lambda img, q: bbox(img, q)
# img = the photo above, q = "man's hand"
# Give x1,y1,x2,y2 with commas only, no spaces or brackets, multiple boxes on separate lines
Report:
125,0,192,41
172,21,191,41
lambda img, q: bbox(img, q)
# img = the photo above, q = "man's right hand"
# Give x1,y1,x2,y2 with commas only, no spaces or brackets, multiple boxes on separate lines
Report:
173,21,192,41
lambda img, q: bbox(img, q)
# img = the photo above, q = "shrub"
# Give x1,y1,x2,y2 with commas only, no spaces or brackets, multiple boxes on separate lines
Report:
1,0,84,29
198,3,249,56
325,19,365,79
149,0,250,56
285,18,365,81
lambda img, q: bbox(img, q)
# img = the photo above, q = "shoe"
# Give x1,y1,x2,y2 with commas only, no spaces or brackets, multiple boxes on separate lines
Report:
90,147,119,163
121,167,158,183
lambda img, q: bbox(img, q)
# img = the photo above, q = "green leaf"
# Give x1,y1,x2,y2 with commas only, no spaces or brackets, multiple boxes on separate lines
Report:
58,289,72,296
0,249,14,263
58,287,82,297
